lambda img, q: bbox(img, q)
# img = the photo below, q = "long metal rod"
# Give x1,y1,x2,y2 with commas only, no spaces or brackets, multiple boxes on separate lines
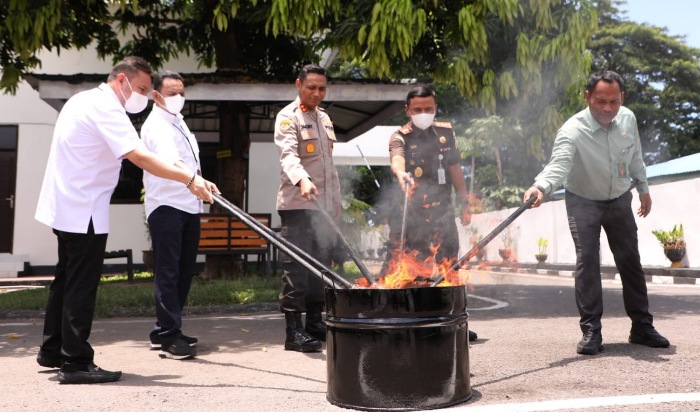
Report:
399,180,411,260
430,196,538,286
356,145,381,189
211,193,353,289
310,196,375,286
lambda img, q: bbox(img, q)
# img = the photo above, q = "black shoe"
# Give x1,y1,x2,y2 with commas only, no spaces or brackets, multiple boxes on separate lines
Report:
285,312,322,352
159,337,197,360
37,352,62,369
285,329,322,352
577,329,604,355
468,330,478,342
305,322,327,342
150,334,198,350
629,325,670,348
305,305,327,342
58,363,121,384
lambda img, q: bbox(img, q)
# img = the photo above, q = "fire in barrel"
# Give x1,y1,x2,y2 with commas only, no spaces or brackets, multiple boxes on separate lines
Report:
326,243,472,411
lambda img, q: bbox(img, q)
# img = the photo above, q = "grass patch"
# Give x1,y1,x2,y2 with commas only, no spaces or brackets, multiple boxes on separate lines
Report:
0,272,280,318
0,262,370,318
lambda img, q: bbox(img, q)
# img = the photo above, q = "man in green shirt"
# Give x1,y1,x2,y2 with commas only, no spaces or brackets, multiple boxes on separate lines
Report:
523,70,669,355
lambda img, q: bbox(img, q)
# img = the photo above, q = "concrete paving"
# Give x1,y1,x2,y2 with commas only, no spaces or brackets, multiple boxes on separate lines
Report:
1,270,699,412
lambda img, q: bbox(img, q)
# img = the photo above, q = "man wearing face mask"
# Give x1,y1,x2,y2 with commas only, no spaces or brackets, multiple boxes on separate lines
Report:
385,85,477,341
35,57,217,384
140,71,201,360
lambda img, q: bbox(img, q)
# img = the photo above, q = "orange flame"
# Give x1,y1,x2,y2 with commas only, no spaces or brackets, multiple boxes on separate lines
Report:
356,246,471,289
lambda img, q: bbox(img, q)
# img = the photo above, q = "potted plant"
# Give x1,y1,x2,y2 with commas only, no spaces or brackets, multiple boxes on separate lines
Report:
652,224,686,268
498,225,518,262
535,237,548,264
467,227,486,262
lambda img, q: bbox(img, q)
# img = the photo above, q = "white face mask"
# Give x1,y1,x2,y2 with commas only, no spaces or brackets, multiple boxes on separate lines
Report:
119,76,149,114
411,112,435,130
158,92,185,114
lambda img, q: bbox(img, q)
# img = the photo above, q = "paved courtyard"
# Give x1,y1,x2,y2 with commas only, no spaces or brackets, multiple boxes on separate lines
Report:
1,270,699,411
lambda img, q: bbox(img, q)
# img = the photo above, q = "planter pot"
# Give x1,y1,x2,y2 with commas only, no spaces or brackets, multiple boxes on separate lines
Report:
535,254,548,263
663,247,686,268
498,248,513,262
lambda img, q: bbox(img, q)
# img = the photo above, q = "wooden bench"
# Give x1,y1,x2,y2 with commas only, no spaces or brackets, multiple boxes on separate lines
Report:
198,213,272,275
103,249,134,282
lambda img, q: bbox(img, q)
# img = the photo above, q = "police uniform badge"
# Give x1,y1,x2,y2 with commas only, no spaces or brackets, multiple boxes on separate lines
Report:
414,167,423,178
306,142,316,153
439,136,446,144
279,119,293,132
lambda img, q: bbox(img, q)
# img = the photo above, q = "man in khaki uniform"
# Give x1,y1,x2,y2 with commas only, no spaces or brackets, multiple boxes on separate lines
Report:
274,64,341,353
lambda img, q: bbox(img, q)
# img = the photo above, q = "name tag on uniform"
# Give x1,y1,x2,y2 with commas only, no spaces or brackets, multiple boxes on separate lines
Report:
617,162,629,178
437,167,446,184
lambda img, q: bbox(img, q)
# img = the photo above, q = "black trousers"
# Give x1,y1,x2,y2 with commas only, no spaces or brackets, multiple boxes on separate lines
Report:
148,206,200,345
40,219,108,369
278,209,336,312
565,191,653,333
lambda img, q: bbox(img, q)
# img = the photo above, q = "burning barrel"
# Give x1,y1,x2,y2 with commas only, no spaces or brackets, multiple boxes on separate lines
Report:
325,285,472,411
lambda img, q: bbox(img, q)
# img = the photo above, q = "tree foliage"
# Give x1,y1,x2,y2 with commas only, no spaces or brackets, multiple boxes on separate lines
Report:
589,0,700,162
329,1,597,139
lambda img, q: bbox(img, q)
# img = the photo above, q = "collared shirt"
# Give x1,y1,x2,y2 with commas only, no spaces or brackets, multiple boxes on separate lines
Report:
274,96,341,213
35,83,144,234
388,121,461,211
533,106,648,201
141,106,202,218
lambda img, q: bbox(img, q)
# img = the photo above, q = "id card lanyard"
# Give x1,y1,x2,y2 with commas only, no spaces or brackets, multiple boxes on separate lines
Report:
175,120,201,175
437,154,446,185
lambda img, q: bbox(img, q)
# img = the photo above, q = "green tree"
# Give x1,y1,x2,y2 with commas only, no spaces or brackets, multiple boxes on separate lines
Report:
590,0,700,162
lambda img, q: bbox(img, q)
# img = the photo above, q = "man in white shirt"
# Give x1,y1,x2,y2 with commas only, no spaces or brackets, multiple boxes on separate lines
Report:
141,71,201,360
35,57,217,384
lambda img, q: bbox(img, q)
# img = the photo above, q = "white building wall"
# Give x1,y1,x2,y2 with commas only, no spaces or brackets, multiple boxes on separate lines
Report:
248,142,282,229
5,82,58,266
463,179,699,268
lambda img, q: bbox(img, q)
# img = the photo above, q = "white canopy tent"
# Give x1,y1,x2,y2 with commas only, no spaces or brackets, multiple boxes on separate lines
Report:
332,125,399,166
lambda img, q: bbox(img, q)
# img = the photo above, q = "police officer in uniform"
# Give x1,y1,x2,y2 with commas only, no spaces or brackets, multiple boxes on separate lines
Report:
386,85,478,341
274,64,341,352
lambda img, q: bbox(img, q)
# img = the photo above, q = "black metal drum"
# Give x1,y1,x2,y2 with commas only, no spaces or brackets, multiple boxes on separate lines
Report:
325,286,472,411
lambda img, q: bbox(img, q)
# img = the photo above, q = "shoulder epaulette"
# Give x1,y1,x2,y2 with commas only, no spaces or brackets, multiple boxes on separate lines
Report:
398,126,412,135
433,121,453,129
